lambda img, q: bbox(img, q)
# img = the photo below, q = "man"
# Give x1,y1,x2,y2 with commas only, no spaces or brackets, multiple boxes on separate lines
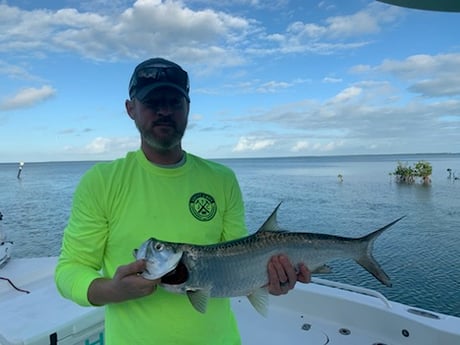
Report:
55,57,310,344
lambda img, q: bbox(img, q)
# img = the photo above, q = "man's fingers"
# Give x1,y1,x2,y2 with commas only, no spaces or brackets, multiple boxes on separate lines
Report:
267,256,311,296
297,263,311,283
271,255,288,284
132,259,147,273
115,260,146,279
278,255,297,289
267,261,282,295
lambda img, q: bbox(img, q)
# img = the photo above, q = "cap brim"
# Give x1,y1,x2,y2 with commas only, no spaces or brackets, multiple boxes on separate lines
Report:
135,83,190,102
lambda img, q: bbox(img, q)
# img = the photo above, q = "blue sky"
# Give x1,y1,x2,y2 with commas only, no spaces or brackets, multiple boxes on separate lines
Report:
1,0,459,163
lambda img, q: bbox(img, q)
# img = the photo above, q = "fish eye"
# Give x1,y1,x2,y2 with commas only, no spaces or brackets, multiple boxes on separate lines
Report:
155,242,164,251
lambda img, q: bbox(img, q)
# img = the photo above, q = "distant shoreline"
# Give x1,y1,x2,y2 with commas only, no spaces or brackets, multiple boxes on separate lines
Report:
1,152,459,165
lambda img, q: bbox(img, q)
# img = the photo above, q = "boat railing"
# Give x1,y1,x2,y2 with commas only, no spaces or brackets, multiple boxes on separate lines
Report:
311,277,392,309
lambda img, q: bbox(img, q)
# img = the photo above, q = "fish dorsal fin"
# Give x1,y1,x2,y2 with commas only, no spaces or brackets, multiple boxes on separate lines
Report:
186,289,210,313
247,287,270,317
257,202,283,232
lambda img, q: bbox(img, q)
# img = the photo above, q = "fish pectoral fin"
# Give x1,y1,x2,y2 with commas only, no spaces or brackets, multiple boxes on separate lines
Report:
186,289,210,314
247,287,270,317
311,264,332,274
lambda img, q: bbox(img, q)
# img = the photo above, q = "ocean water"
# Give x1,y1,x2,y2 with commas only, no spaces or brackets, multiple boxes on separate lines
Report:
0,153,459,317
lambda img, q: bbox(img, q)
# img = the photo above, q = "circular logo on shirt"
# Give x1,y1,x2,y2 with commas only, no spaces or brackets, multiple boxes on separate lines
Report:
189,193,217,221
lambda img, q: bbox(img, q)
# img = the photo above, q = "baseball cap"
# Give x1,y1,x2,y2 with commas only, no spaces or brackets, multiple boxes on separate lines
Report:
128,58,190,102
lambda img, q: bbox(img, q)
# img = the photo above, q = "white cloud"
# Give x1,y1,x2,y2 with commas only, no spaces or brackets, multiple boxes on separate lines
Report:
60,137,138,157
0,85,56,110
270,2,402,54
221,78,309,95
377,53,460,97
0,1,404,68
0,1,253,66
0,61,42,81
82,136,138,154
350,64,372,73
324,8,381,38
84,137,112,154
291,140,310,152
320,140,345,152
232,136,276,152
329,86,362,104
256,80,291,93
234,68,460,156
323,76,342,83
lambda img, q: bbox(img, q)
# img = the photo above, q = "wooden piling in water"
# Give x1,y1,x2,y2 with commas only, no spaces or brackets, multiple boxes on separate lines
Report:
17,162,24,179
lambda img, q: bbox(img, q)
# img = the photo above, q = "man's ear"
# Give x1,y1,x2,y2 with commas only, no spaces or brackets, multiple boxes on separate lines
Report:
125,99,135,119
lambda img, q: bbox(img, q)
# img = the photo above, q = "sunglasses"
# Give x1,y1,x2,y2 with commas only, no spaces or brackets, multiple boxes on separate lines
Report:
130,66,189,98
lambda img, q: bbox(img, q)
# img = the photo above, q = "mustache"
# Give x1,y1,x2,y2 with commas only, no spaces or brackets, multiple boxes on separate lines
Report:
152,118,176,128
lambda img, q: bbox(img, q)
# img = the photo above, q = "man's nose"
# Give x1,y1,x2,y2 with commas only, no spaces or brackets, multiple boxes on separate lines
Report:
154,100,174,115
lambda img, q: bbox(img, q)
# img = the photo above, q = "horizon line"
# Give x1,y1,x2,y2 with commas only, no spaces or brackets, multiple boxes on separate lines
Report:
1,151,459,165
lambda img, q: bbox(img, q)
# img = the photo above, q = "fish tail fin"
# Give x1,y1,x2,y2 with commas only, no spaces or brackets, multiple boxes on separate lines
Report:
356,253,392,287
355,216,406,287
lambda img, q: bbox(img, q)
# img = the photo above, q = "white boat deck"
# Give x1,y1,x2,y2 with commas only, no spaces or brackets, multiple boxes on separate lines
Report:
1,256,459,345
235,279,460,345
0,257,104,345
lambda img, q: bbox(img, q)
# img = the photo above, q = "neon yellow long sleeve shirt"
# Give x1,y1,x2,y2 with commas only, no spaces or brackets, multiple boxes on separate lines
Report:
55,150,248,345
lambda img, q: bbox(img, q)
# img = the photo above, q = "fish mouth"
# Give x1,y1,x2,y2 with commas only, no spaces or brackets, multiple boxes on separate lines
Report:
160,260,188,285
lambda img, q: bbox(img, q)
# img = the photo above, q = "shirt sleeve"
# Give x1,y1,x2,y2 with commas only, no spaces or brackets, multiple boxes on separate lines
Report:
55,166,109,306
220,169,248,242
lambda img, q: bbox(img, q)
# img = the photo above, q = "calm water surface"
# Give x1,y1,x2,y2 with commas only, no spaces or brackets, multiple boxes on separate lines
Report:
0,154,459,317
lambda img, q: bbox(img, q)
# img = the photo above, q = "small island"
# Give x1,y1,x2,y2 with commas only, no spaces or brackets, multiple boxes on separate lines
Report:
391,160,432,185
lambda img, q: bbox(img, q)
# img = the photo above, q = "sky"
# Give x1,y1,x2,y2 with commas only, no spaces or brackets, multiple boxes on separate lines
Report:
1,0,459,163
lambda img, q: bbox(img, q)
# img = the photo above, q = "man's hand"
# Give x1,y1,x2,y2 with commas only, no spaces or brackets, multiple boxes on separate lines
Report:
88,259,159,305
267,255,311,296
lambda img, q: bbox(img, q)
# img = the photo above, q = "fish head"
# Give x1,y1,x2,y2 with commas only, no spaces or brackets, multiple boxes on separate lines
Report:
134,238,183,280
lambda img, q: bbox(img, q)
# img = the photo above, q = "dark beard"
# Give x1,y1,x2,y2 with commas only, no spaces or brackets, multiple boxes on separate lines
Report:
137,121,186,151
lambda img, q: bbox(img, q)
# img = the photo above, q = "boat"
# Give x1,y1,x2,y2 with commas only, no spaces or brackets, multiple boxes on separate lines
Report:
1,254,459,345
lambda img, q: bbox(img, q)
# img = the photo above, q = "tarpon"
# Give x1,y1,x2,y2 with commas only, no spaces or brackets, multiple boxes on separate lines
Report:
134,204,405,316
